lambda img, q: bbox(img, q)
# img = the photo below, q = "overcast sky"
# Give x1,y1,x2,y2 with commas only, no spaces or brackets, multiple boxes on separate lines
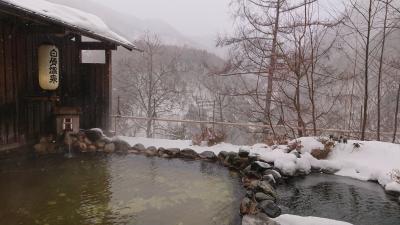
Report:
92,0,345,39
96,0,233,37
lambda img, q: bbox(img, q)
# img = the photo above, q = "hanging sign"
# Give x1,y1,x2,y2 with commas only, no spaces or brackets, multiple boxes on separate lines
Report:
38,45,59,90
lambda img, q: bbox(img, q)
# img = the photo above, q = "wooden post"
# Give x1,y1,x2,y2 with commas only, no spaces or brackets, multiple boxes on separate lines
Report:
104,49,112,132
114,117,117,136
117,96,121,115
115,96,121,135
76,35,82,64
393,83,400,143
360,105,363,140
212,100,215,130
152,99,156,138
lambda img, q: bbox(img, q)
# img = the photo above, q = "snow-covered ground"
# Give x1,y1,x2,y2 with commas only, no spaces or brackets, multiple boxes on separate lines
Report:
274,214,353,225
121,136,400,225
121,136,400,194
299,137,400,193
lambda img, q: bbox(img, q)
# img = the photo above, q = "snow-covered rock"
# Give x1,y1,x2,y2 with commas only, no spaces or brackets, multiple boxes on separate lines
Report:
199,151,217,161
121,136,400,194
85,128,105,142
242,214,280,225
385,182,400,194
258,200,281,218
293,137,324,153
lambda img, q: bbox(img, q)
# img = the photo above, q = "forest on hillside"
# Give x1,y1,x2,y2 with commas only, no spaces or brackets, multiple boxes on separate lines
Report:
109,0,400,144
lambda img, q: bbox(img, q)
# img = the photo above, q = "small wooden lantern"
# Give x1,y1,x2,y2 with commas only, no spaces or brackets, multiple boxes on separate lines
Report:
54,107,81,135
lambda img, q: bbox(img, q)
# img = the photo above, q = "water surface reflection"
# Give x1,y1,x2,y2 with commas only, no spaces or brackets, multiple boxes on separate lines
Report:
277,174,400,225
0,155,244,225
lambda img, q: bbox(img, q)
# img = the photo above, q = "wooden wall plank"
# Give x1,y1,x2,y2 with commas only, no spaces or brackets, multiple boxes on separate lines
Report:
17,28,27,141
105,50,112,131
4,24,15,143
0,18,114,149
74,42,81,99
64,40,71,96
0,23,6,145
79,63,107,130
97,65,102,127
13,22,20,143
0,23,5,104
26,34,34,138
4,25,13,103
26,33,34,139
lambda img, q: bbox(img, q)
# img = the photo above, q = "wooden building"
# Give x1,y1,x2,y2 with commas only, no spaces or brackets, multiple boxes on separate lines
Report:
0,0,138,151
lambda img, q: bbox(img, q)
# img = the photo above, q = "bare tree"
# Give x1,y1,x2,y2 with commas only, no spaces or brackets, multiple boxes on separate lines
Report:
267,0,341,136
393,83,400,143
107,1,400,143
115,34,185,137
362,0,374,141
376,0,390,140
218,0,323,136
344,0,381,140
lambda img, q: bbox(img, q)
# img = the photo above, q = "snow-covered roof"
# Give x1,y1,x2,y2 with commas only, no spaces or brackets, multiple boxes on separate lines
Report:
0,0,139,51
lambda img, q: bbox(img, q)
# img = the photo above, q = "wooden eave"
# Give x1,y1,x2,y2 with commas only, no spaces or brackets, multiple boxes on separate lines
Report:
0,1,142,52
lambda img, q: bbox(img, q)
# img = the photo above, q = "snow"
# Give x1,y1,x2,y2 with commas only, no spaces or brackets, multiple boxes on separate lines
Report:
121,136,400,194
89,128,105,136
275,214,353,225
293,137,324,153
385,182,400,193
274,155,299,176
301,139,400,187
3,0,134,48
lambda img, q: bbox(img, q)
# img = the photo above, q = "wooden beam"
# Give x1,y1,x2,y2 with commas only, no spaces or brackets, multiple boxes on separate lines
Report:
24,96,60,102
79,42,117,50
0,140,35,152
27,25,66,34
76,35,82,63
0,6,48,26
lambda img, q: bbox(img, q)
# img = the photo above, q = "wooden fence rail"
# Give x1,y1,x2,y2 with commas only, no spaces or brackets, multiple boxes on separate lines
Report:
110,115,400,139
